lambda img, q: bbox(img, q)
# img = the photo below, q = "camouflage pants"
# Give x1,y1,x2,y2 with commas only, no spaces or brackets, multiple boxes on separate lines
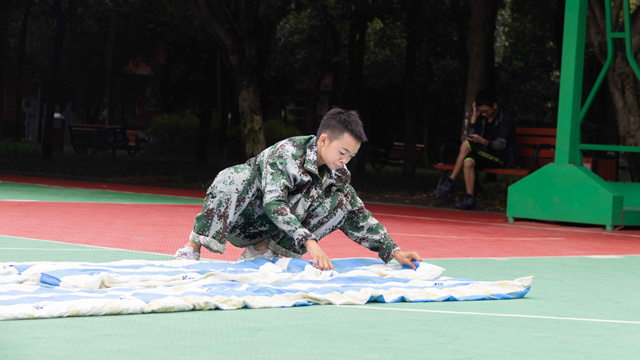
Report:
190,164,349,258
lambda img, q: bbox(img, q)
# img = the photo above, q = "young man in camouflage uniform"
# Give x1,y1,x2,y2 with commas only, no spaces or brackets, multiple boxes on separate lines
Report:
174,108,422,270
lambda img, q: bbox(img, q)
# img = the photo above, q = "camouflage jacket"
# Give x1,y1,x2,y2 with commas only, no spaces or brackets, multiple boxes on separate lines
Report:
246,135,400,263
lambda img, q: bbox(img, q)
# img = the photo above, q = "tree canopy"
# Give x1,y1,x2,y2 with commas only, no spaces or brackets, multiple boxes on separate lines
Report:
2,0,636,173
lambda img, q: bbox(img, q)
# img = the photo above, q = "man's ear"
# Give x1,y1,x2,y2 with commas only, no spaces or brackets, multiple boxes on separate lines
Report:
318,133,329,145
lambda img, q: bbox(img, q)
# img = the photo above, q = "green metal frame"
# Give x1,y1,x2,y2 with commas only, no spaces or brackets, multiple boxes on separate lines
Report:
507,0,640,230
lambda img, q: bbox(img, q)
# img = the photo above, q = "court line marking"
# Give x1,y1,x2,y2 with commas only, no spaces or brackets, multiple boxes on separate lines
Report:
0,235,175,257
0,235,238,261
375,212,640,238
0,180,203,199
1,248,121,251
342,305,640,325
0,199,201,205
390,233,566,240
423,254,638,260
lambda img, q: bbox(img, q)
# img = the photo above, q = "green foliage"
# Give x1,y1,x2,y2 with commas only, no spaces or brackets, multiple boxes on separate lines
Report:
263,118,301,146
146,112,201,145
0,140,41,159
495,0,561,125
364,17,405,89
363,0,469,144
3,0,571,165
269,1,340,92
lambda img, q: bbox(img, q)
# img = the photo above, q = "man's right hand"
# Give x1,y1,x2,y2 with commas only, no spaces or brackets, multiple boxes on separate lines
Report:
470,101,478,124
305,239,334,271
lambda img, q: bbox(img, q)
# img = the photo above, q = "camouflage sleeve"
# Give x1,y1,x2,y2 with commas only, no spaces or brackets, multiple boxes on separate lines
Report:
339,185,400,263
260,143,314,251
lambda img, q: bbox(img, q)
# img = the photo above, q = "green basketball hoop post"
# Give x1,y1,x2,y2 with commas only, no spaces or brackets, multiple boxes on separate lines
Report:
507,0,640,231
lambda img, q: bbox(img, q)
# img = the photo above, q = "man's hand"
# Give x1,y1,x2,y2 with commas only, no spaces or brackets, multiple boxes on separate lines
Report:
470,101,478,124
466,134,488,146
393,251,422,270
305,239,334,271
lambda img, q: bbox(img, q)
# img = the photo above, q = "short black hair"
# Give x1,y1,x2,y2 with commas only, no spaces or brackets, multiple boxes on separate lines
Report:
475,89,497,107
317,107,368,143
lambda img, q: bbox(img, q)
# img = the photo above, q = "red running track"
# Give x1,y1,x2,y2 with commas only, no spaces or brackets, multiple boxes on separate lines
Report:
2,174,640,260
2,200,640,261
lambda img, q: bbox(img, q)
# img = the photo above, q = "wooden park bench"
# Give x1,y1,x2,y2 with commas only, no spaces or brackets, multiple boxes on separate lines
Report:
369,142,426,171
68,124,144,156
433,127,557,185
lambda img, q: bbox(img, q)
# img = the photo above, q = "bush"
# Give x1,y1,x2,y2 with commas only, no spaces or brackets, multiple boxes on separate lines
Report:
146,112,201,145
263,118,301,146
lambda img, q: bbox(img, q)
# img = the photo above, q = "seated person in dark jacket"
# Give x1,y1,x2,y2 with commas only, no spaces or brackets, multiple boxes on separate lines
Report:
435,90,514,210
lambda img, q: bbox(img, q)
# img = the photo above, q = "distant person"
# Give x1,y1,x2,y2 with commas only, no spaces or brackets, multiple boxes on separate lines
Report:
434,90,514,210
174,108,422,270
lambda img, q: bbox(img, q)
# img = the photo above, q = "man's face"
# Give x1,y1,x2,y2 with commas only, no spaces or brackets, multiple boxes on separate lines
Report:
477,103,498,118
317,133,361,170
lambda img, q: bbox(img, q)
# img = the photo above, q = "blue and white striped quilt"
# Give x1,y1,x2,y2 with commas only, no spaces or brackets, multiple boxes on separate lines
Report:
0,258,533,320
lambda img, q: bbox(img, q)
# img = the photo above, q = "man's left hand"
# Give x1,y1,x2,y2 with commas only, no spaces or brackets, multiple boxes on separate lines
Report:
466,134,488,145
393,251,422,270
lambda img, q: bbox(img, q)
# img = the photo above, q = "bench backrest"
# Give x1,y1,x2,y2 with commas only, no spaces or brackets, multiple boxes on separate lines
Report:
68,124,130,147
514,127,556,169
68,124,104,146
387,142,425,165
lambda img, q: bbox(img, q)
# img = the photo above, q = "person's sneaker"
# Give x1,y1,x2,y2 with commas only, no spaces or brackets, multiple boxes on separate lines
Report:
435,177,456,198
238,245,278,261
173,246,200,260
455,194,477,210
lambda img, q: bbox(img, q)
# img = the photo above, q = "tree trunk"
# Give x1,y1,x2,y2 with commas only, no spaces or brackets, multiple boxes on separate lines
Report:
346,3,367,111
101,9,117,125
217,54,231,161
346,2,369,174
15,2,32,140
160,46,177,114
193,0,288,158
41,0,67,160
606,55,640,180
587,1,640,181
607,57,640,147
0,6,7,139
462,0,499,137
234,34,267,157
401,0,423,181
238,74,265,158
328,23,344,107
67,0,85,123
195,48,216,164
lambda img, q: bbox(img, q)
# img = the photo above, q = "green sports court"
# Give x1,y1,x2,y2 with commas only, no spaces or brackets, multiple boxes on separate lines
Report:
1,175,639,359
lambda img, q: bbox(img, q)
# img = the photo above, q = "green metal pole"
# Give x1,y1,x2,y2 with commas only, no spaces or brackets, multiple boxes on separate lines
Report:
555,0,588,165
579,0,614,125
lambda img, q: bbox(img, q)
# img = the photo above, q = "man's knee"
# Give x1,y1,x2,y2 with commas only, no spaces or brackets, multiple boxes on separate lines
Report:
463,158,475,171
